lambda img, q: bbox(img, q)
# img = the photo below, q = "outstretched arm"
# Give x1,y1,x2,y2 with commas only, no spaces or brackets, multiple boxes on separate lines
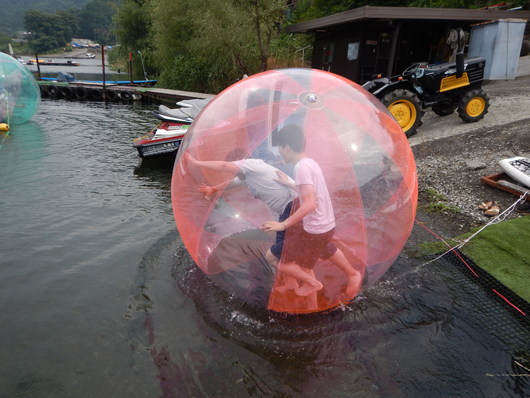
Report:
198,179,235,198
186,153,244,198
185,153,240,174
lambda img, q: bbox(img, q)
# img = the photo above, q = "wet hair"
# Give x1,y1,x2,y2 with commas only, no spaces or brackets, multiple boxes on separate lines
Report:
275,124,304,153
225,148,247,161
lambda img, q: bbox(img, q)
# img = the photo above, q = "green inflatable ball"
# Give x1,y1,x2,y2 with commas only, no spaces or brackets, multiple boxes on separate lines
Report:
0,51,40,125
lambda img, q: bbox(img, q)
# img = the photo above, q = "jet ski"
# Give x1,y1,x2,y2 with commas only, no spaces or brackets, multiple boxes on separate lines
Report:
133,98,211,159
133,121,190,159
152,98,211,123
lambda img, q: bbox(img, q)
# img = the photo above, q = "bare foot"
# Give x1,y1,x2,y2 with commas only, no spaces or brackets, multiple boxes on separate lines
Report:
346,273,362,296
295,280,323,297
275,282,299,294
306,293,318,309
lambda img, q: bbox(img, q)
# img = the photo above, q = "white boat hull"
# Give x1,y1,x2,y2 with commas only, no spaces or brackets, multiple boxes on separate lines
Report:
498,156,530,188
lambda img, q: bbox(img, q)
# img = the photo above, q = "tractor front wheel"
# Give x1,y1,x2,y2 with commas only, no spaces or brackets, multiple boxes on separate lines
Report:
457,89,490,123
382,89,424,137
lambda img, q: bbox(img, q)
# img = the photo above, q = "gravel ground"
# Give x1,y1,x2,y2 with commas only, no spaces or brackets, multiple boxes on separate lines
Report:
405,74,530,249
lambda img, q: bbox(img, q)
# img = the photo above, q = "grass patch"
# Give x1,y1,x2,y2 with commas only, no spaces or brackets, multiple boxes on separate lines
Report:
422,188,460,213
416,237,465,256
461,216,530,303
418,216,530,302
416,226,478,257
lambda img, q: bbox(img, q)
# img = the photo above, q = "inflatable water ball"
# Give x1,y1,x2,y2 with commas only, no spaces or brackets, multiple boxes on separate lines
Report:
171,68,417,314
0,52,40,125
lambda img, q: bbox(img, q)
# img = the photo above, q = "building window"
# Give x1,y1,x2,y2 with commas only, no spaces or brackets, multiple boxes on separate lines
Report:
347,42,359,61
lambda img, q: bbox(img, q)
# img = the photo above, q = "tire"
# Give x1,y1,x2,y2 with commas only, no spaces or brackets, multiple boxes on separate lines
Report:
457,89,490,123
89,88,104,101
120,91,132,101
432,101,457,116
47,85,59,99
39,84,49,98
104,90,119,101
75,86,89,100
58,86,73,99
381,89,424,137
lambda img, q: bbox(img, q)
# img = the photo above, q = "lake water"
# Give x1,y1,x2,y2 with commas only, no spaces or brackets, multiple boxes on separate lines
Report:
0,99,528,398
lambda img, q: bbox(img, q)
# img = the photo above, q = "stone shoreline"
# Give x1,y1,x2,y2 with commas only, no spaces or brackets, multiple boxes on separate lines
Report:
405,74,530,249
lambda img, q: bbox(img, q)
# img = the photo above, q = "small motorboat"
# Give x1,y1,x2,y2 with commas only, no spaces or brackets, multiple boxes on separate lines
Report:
133,121,190,159
133,97,211,159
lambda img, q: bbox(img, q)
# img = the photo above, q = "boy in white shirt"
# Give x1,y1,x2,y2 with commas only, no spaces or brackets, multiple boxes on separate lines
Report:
262,125,361,297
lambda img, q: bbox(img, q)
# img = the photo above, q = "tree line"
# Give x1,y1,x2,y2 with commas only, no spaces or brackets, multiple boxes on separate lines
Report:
22,0,118,53
113,0,527,93
6,0,527,93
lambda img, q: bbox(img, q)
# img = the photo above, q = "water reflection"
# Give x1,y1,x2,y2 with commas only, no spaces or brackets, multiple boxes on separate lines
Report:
133,156,175,176
128,228,529,397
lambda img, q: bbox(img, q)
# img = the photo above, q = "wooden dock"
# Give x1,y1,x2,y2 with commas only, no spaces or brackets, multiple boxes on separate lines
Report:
37,81,214,104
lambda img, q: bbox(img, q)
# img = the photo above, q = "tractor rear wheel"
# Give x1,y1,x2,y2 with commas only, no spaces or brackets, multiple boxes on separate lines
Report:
382,89,424,137
432,101,457,116
457,89,490,123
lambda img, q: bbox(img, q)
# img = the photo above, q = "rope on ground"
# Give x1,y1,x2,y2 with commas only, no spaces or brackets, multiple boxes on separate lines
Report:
416,193,528,268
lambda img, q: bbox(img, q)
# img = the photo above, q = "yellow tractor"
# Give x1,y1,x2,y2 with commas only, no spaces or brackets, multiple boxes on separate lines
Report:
363,52,490,137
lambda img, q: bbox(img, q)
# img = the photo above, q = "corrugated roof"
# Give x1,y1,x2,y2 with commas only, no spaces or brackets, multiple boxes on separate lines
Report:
286,6,530,33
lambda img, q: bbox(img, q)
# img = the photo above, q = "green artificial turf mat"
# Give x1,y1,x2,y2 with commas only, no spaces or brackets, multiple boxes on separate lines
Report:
462,216,530,303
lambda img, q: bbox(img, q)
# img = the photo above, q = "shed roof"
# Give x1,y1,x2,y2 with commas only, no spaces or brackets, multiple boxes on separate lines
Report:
286,6,530,33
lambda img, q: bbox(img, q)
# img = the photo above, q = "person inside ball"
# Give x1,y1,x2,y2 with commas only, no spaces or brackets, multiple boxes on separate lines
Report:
184,133,360,299
262,124,361,297
184,148,295,219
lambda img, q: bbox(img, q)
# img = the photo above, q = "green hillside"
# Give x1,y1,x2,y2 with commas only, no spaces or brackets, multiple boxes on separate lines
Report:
0,0,90,34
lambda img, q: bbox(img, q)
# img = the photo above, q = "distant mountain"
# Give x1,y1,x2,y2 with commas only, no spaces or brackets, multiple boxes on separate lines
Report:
0,0,91,34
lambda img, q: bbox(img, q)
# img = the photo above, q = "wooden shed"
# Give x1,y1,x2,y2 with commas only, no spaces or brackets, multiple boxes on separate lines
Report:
286,6,530,83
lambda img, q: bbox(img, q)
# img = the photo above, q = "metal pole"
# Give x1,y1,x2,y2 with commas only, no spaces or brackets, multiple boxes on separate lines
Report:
128,52,133,84
101,44,106,97
35,54,41,80
138,51,148,82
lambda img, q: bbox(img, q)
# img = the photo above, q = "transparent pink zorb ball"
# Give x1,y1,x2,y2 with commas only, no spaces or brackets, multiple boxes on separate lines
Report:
172,68,417,314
